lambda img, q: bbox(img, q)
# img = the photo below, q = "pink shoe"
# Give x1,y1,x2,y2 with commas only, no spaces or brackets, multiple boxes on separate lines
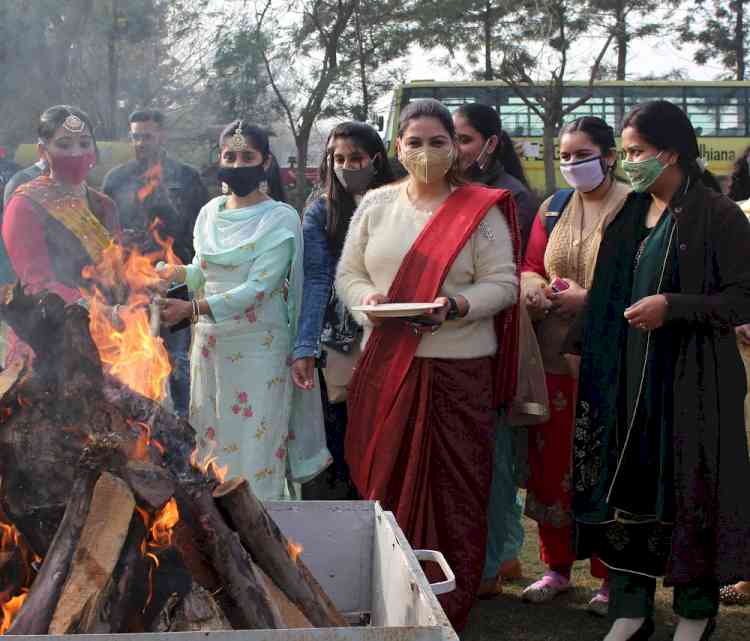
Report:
587,585,609,617
521,570,572,603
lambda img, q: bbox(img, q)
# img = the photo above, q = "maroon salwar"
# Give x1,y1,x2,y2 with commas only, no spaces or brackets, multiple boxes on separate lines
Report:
380,356,495,628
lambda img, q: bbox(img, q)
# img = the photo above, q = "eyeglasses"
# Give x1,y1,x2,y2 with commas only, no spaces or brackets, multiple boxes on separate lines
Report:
130,133,156,143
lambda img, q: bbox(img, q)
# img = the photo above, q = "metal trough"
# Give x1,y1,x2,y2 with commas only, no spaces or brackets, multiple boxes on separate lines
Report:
8,501,457,641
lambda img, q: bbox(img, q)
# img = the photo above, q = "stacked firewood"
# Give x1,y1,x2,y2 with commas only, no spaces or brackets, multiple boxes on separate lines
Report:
0,285,346,633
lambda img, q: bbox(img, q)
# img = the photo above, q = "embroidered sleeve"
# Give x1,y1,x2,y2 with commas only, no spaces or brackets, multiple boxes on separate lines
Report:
2,195,81,303
184,253,205,293
205,239,293,323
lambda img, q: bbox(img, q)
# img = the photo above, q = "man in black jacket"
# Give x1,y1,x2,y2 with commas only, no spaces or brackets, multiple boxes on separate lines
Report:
103,110,209,418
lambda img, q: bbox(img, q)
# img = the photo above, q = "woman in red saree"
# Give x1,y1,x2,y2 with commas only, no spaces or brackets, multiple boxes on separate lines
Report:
335,98,520,631
2,106,119,363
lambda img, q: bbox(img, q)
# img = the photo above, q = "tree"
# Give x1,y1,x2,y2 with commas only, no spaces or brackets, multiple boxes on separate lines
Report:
590,0,662,80
256,0,359,209
412,1,516,80
678,0,747,80
493,0,616,193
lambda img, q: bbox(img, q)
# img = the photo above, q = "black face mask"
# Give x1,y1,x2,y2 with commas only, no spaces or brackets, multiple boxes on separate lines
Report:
218,165,266,197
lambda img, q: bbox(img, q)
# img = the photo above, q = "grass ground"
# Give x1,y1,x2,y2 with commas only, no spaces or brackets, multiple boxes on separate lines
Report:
461,517,750,641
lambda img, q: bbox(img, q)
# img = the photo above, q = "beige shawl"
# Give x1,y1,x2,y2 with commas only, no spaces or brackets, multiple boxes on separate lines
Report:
522,180,632,374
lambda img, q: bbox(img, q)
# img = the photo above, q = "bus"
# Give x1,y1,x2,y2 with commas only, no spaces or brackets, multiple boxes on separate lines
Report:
383,80,750,194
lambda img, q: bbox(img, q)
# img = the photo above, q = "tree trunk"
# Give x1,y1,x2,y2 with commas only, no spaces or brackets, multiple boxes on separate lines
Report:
108,0,121,139
293,136,310,213
484,2,493,80
737,0,746,81
355,8,369,121
543,120,559,195
615,0,627,81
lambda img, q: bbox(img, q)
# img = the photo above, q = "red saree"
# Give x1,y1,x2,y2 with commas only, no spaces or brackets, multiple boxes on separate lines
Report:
345,184,520,630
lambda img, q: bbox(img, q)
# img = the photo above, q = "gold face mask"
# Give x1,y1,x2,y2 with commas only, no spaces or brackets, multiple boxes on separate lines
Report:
399,146,454,184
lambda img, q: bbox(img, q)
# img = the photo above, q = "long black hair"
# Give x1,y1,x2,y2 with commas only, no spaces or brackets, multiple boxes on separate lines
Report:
455,103,530,188
622,100,721,192
322,121,394,252
397,99,464,186
728,145,750,201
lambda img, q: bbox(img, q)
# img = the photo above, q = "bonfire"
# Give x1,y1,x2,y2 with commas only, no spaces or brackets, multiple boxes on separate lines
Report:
0,233,344,634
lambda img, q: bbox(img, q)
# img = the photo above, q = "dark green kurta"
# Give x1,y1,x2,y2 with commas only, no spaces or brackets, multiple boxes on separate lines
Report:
571,180,750,586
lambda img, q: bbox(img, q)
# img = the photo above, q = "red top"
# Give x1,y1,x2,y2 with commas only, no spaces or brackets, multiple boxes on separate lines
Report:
3,195,81,302
521,213,549,279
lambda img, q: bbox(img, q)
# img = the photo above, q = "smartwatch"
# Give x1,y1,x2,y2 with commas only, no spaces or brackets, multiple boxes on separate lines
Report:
446,297,460,321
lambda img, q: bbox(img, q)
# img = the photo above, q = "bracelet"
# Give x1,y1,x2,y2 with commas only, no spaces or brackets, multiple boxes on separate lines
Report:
191,299,200,323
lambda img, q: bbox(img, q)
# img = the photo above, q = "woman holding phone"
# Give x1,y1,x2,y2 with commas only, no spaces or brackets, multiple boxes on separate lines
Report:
520,116,631,613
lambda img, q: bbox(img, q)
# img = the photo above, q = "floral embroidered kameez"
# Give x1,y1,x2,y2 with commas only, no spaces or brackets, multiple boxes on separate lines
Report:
186,196,330,499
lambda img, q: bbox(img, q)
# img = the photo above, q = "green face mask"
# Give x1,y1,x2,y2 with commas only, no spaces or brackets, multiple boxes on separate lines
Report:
621,152,665,193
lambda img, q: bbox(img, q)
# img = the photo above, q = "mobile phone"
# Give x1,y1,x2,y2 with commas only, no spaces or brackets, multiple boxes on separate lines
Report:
167,283,191,333
550,278,570,293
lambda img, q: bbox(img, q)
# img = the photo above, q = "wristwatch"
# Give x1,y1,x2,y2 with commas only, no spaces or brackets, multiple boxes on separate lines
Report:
446,297,460,321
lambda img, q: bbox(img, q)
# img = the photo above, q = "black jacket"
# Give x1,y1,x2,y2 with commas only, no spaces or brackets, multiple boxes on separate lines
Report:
102,155,209,264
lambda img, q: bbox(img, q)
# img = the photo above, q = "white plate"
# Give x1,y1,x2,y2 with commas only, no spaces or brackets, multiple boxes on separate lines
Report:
350,302,442,318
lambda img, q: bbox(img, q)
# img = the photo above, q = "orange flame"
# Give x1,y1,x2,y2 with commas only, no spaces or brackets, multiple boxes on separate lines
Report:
83,242,171,402
137,164,162,202
150,219,182,267
0,589,28,634
190,445,229,483
150,498,179,549
136,499,180,614
287,539,303,562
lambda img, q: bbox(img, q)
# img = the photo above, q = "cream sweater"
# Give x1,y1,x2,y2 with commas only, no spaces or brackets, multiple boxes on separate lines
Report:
335,182,518,359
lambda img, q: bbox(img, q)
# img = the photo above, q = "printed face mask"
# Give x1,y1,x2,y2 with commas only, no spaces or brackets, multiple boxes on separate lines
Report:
399,146,454,184
622,152,666,193
559,156,607,193
48,152,96,185
217,165,266,197
334,162,376,194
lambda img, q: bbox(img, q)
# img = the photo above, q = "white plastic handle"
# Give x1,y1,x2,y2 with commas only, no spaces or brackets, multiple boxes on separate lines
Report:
414,549,456,596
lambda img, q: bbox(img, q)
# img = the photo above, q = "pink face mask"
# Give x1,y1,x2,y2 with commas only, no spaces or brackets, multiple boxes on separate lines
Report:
559,156,606,193
49,151,96,185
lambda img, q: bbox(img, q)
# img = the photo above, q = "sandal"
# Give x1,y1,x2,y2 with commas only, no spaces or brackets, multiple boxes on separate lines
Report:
719,584,750,605
521,570,572,603
587,585,609,617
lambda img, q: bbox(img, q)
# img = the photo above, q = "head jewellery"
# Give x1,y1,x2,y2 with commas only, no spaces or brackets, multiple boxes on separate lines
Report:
228,121,248,152
63,114,85,133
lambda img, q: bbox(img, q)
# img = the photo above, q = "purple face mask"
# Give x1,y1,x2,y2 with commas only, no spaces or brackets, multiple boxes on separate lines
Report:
559,156,607,193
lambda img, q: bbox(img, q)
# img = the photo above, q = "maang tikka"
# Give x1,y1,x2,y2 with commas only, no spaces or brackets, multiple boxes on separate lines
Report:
63,113,85,133
228,121,248,151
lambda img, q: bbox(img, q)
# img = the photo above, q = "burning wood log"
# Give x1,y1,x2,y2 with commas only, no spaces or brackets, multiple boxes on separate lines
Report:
0,286,344,634
154,584,231,632
214,477,347,628
257,568,313,629
49,472,135,634
69,514,148,634
184,484,285,630
7,438,124,635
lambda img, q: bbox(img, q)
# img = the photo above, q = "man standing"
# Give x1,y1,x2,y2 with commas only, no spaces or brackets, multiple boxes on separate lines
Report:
103,109,209,417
